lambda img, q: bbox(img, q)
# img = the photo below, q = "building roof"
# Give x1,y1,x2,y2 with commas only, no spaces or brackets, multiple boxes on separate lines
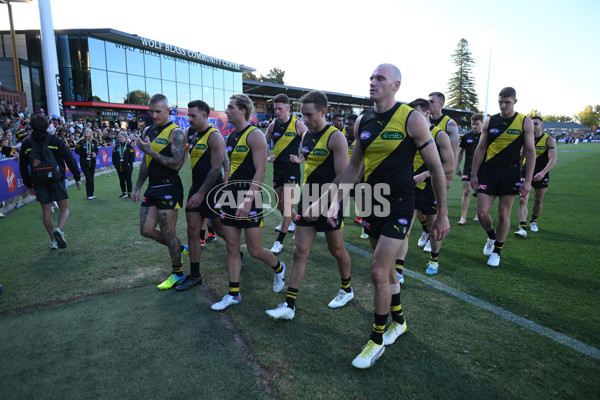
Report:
2,28,254,73
542,122,587,129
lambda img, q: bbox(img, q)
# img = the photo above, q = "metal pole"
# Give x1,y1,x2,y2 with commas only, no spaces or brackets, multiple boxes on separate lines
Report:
7,2,22,92
38,0,60,116
483,48,492,120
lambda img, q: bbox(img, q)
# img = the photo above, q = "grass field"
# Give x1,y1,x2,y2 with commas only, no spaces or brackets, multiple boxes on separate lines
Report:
1,143,599,399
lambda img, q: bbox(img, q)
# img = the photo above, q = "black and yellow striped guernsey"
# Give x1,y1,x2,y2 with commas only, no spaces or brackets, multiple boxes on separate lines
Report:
301,124,338,185
144,122,180,185
189,126,223,189
533,134,550,169
227,125,259,182
485,112,526,168
272,115,300,166
358,102,416,198
347,136,355,160
413,125,442,189
431,115,451,133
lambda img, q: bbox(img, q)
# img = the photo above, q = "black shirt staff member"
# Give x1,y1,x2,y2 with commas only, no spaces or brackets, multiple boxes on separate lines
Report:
112,132,135,198
75,127,99,199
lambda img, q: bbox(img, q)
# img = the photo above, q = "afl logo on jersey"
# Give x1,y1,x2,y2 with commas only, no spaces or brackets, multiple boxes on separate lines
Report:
302,146,310,155
360,131,371,140
226,146,233,152
398,218,408,225
467,139,473,143
489,129,500,134
274,132,281,137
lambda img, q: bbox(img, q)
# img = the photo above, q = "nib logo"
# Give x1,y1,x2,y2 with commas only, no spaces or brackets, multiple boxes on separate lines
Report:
2,165,16,192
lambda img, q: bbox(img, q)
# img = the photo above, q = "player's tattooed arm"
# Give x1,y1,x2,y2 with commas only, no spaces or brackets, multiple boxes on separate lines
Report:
147,128,187,171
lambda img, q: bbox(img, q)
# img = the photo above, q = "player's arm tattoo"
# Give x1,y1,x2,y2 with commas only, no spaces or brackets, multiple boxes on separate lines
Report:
150,128,187,171
139,205,149,234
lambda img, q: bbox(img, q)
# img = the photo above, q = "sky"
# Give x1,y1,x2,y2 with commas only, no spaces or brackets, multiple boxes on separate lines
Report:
1,0,599,117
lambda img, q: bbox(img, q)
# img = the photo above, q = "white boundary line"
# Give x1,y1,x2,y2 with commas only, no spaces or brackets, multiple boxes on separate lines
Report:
268,208,600,360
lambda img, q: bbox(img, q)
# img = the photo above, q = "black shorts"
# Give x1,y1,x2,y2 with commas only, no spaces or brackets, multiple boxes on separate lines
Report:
414,185,437,215
295,197,343,232
364,197,414,240
521,167,549,189
218,184,264,229
462,169,472,182
273,163,301,189
478,166,520,196
35,180,68,204
185,186,220,217
142,177,184,210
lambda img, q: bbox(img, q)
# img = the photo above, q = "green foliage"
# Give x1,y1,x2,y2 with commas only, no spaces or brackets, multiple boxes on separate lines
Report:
575,105,600,128
527,110,573,122
125,90,150,105
242,68,285,85
447,39,479,112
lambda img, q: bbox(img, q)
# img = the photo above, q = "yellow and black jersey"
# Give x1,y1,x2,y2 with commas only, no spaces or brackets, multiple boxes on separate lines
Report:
301,124,340,185
144,122,180,184
227,125,259,182
413,125,442,189
485,112,526,168
430,115,451,133
189,126,224,189
347,136,355,160
525,133,551,172
358,102,416,198
272,115,301,166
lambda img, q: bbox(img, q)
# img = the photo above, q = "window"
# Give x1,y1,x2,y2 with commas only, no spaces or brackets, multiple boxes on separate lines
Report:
224,70,234,91
105,41,126,73
176,59,189,83
190,84,203,102
161,82,178,108
190,62,203,86
203,87,213,109
144,50,161,79
202,65,213,88
213,68,224,89
233,72,242,93
145,78,162,98
90,68,108,101
214,89,225,112
161,55,176,81
127,48,145,76
127,75,147,104
88,37,106,70
108,72,128,103
177,82,190,107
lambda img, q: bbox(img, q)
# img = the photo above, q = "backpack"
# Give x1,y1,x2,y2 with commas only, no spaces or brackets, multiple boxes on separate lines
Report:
28,134,63,185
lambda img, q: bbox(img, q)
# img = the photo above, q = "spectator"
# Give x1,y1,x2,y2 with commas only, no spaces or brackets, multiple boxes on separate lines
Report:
75,127,99,199
1,137,12,158
112,131,135,198
18,114,82,249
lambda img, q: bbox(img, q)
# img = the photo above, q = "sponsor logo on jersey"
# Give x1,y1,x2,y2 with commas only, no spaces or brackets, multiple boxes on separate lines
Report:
154,138,168,145
360,131,371,140
535,145,546,150
506,129,521,135
195,143,207,150
381,131,405,140
312,149,328,156
235,145,249,152
285,132,296,137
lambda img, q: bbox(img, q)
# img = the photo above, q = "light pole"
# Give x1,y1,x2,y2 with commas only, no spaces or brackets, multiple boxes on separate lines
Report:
0,0,30,93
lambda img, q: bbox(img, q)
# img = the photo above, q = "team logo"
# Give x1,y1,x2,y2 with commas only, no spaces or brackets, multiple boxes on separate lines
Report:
164,195,172,200
2,166,16,192
489,128,500,134
360,131,371,140
398,218,408,225
381,131,405,140
478,185,487,190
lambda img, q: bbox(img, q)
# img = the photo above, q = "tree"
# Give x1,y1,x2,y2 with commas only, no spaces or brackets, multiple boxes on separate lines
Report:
575,105,600,128
242,72,259,81
125,90,150,105
447,38,479,112
242,68,285,85
543,115,573,123
527,110,542,118
261,68,285,85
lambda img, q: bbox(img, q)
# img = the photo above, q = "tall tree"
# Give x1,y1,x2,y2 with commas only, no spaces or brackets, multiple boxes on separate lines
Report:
447,38,479,112
543,115,573,123
575,105,600,128
242,68,286,85
125,90,150,105
242,72,259,81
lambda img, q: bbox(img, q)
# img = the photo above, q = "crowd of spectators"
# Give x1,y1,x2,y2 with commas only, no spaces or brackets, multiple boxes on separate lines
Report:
0,103,143,161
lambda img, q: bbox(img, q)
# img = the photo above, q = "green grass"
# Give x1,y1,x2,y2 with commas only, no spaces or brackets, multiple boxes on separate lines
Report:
0,143,599,399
